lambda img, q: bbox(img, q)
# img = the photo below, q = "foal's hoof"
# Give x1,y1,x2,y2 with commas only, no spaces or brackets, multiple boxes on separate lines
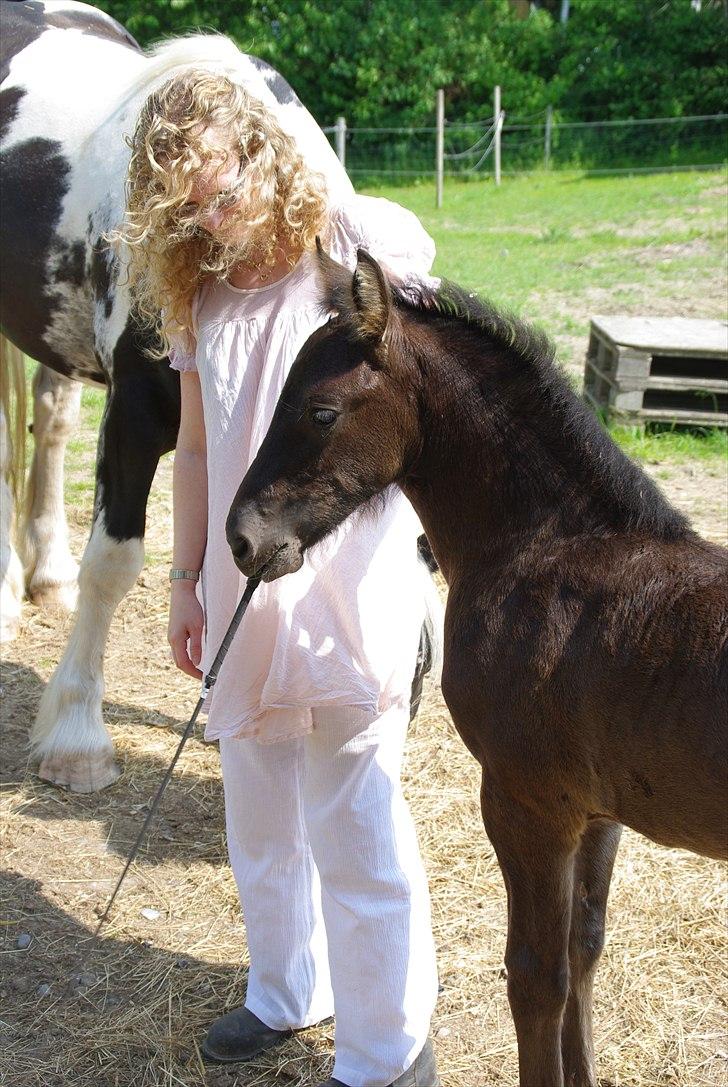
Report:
29,579,79,615
38,749,122,793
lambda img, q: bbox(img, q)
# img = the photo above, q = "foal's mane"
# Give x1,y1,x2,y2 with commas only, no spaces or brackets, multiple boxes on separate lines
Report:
391,280,691,541
398,279,556,372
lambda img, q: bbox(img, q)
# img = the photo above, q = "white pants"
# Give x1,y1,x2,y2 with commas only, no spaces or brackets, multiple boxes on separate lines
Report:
219,704,438,1087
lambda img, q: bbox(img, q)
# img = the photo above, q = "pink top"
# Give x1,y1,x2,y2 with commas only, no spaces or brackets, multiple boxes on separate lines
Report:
170,196,437,743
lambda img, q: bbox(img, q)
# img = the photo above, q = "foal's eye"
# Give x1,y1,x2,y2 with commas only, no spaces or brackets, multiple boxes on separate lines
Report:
310,408,339,428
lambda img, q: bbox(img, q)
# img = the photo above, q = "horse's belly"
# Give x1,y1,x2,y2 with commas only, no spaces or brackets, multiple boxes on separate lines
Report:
599,703,728,860
441,591,728,862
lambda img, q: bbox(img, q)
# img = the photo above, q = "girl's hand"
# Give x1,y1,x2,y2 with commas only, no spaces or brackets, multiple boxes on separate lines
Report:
168,583,204,679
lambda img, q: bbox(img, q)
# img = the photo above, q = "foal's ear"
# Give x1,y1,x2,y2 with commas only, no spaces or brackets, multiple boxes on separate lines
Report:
352,248,391,342
315,239,391,344
315,237,356,315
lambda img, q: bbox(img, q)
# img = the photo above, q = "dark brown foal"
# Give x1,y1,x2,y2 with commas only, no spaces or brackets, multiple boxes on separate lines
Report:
225,248,728,1087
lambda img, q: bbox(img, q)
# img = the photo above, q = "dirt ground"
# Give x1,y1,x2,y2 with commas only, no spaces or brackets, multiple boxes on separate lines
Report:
1,442,727,1087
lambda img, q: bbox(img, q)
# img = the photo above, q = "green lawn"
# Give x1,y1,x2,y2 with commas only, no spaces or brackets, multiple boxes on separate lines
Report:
364,170,727,315
364,169,728,464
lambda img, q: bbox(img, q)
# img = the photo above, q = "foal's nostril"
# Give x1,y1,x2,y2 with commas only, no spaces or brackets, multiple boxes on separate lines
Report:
229,533,252,567
226,508,257,570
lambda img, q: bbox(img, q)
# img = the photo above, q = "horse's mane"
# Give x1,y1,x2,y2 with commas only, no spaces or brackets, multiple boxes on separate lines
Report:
402,279,557,372
393,280,691,541
115,34,252,105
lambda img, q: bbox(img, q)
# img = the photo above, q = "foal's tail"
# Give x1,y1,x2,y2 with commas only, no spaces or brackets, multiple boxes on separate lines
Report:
408,541,445,721
0,335,27,512
419,547,444,684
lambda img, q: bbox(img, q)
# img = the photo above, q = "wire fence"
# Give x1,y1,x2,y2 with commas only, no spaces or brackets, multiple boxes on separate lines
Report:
323,112,728,183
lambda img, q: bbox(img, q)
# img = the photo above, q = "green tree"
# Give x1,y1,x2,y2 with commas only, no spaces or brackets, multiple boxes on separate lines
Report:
95,0,552,126
95,0,726,129
554,0,728,119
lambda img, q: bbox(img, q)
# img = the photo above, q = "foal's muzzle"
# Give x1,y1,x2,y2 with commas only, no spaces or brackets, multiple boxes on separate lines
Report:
226,507,304,582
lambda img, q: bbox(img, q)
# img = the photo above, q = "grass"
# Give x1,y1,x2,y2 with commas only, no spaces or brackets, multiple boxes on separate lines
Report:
363,169,727,312
79,387,105,431
611,424,728,464
363,169,728,466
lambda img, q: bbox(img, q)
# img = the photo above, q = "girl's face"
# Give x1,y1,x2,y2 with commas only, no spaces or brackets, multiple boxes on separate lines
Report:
179,126,249,245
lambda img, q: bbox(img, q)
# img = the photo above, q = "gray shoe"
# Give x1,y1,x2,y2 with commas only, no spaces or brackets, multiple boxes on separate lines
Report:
202,1005,291,1063
319,1039,441,1086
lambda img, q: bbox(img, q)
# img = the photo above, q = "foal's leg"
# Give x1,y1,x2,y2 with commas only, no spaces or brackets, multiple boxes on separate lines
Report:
481,775,580,1087
31,372,178,791
21,365,82,611
561,819,622,1087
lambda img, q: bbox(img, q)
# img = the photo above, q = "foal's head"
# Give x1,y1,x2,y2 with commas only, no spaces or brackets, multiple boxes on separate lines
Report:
226,247,418,580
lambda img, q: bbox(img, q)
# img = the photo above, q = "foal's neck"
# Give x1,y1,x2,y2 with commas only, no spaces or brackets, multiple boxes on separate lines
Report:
399,316,686,583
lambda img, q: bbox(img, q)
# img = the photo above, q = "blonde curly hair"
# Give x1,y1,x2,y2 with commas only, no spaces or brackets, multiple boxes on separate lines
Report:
114,69,329,357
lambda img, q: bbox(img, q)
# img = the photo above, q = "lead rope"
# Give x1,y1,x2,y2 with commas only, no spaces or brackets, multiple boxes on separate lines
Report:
95,573,262,934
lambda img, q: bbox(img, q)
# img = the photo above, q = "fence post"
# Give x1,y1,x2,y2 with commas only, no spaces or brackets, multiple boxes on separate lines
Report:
544,105,553,169
335,116,346,168
436,89,444,209
494,84,501,185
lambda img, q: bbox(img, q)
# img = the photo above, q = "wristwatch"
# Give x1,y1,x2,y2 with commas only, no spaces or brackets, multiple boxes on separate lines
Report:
169,568,200,582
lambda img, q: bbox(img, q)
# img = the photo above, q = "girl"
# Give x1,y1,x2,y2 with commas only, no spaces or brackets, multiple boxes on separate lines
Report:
118,69,441,1087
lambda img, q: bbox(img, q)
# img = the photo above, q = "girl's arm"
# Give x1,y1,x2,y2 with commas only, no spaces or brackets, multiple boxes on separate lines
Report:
169,371,208,679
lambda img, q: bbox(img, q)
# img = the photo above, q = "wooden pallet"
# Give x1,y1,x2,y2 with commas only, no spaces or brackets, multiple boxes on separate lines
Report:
583,316,728,427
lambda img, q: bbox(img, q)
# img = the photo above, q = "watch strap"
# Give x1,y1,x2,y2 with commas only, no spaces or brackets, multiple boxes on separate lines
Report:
169,568,200,582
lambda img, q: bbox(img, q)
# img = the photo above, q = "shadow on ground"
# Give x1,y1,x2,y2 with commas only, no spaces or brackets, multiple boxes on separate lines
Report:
0,870,333,1087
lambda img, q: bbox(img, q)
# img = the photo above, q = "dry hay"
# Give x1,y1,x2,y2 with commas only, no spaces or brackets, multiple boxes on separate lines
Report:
1,454,726,1087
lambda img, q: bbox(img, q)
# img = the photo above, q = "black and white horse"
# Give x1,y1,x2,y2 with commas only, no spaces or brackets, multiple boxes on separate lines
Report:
0,0,354,790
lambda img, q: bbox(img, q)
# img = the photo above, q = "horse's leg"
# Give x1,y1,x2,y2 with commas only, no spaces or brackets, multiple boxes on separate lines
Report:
30,515,143,789
0,336,26,641
481,774,580,1087
0,405,24,641
21,365,82,611
561,819,622,1087
30,374,177,791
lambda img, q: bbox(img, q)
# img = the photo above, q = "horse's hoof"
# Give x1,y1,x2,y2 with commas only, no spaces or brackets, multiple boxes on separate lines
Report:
29,580,79,614
38,750,122,792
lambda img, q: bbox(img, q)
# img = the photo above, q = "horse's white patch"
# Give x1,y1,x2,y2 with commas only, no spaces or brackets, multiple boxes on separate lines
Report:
1,27,146,152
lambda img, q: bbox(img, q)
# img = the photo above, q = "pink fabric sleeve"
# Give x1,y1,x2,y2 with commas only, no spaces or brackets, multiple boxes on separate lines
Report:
329,195,437,295
167,291,201,372
168,343,197,373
